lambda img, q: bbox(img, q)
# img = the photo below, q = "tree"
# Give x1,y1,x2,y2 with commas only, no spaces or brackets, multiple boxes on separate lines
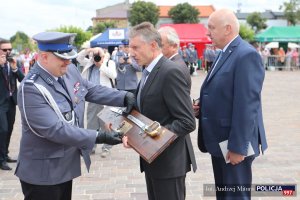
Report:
239,23,255,42
129,1,159,26
52,26,92,49
10,31,35,52
92,21,117,35
246,12,267,33
168,3,199,24
280,0,300,26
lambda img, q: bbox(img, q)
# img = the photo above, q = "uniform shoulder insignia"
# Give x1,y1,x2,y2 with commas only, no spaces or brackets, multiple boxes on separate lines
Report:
25,73,39,84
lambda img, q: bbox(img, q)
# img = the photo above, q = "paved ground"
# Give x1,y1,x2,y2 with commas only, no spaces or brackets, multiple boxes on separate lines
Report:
0,70,299,200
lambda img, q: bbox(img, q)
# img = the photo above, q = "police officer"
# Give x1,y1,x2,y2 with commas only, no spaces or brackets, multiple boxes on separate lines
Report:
115,39,141,94
16,32,135,200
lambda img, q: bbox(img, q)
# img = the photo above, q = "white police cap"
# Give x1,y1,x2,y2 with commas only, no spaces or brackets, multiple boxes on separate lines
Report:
32,32,78,60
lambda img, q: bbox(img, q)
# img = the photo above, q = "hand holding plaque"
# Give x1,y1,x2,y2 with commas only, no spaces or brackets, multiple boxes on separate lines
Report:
97,107,178,163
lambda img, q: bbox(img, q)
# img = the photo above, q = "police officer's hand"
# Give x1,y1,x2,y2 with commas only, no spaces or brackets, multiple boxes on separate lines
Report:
123,92,135,115
95,129,123,145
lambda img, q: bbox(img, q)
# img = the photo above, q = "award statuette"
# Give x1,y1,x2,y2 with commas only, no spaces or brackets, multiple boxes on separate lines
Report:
97,107,178,163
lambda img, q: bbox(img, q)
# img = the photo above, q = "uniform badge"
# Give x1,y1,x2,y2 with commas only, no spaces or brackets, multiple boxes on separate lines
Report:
64,112,72,121
25,73,39,84
74,82,80,94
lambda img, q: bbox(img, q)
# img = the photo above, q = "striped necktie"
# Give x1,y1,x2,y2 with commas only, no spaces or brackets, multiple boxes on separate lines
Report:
137,69,150,110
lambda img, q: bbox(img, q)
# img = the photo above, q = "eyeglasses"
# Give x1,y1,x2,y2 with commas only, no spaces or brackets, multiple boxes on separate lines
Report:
1,49,12,52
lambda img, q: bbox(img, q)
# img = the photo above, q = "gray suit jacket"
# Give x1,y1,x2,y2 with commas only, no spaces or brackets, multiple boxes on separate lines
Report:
16,63,126,185
138,56,197,179
170,54,191,92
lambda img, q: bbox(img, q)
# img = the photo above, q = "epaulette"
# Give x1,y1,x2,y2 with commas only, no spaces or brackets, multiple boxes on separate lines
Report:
25,73,39,84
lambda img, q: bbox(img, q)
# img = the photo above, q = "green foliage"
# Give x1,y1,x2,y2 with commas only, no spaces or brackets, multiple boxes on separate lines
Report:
168,3,199,24
280,0,300,26
52,26,93,49
246,12,267,33
10,31,35,52
239,23,255,41
129,1,160,26
93,21,117,35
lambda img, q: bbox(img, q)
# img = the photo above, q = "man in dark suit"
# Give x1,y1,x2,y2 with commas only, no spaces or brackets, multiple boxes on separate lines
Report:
123,22,196,200
193,9,267,199
0,39,24,170
158,26,191,92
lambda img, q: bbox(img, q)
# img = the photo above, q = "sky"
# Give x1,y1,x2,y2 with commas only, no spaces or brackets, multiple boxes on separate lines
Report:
1,0,287,39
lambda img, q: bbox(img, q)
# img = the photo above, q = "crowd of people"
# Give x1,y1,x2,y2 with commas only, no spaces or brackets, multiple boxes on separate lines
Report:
0,8,270,200
258,46,300,70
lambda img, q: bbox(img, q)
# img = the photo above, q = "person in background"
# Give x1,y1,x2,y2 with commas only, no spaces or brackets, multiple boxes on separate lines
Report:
123,22,196,200
204,44,218,73
193,9,267,199
261,47,270,69
111,47,118,61
20,48,32,75
16,31,135,200
0,39,24,170
187,43,198,75
158,26,191,92
181,45,189,67
77,47,117,157
115,40,142,94
278,47,286,70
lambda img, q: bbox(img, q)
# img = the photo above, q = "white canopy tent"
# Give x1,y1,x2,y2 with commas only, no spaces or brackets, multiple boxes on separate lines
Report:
265,42,300,49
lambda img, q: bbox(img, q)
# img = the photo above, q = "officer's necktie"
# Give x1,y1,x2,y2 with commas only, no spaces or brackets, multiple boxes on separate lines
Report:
57,77,68,92
137,69,150,110
208,51,223,80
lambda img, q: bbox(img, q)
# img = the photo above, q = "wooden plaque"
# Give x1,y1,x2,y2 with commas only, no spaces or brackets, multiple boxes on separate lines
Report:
97,107,178,163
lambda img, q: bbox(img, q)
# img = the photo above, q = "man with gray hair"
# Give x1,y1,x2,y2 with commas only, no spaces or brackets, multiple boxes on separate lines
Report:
122,22,196,200
158,26,191,91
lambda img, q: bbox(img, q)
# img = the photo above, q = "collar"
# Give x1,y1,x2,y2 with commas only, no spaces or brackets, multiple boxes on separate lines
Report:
169,53,178,60
145,53,163,73
222,35,239,53
37,61,59,80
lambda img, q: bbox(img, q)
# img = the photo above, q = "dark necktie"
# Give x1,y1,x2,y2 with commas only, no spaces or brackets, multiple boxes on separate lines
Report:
58,77,68,92
137,69,150,110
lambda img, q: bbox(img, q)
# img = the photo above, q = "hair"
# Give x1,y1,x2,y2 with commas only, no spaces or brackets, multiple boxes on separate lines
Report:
158,26,180,48
0,38,10,46
129,22,162,48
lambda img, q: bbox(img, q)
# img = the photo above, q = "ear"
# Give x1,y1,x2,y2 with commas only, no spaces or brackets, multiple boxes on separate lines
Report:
224,24,232,36
39,52,48,61
150,40,159,50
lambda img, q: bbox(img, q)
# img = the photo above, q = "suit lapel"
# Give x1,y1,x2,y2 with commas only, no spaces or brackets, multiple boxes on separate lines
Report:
206,36,241,84
139,57,164,110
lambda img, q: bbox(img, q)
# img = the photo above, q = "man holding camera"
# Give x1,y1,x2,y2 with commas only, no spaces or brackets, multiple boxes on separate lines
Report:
77,47,117,157
115,40,141,94
0,39,24,170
